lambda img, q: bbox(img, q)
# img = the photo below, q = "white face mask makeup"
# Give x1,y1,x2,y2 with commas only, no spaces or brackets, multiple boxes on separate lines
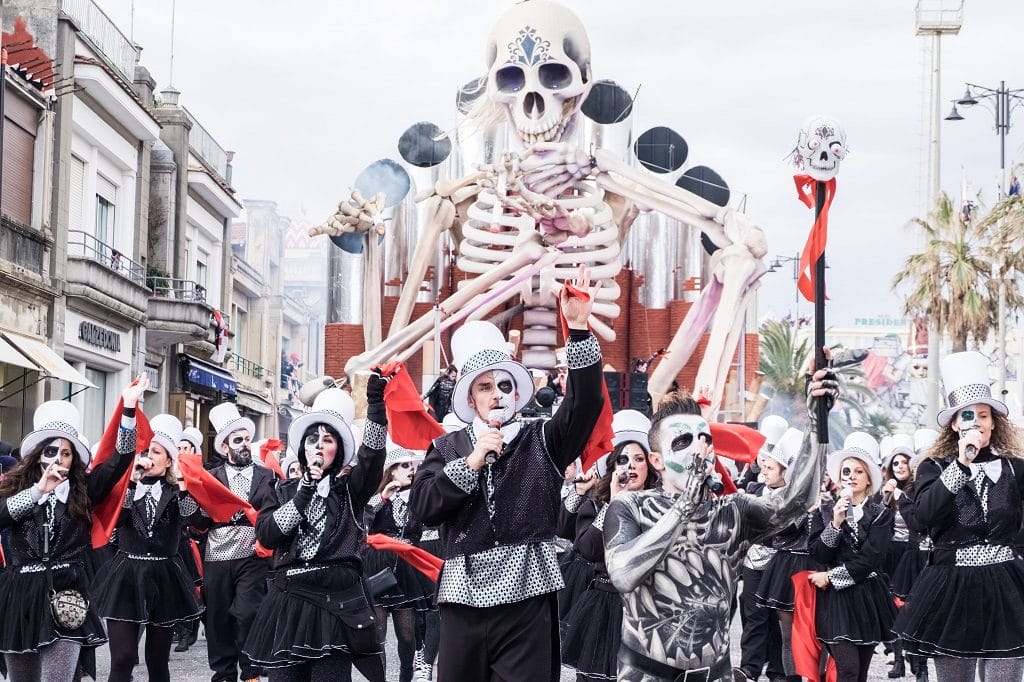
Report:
656,415,715,499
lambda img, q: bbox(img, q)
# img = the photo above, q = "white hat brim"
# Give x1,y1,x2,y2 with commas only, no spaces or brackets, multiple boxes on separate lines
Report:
827,449,883,496
21,430,91,468
936,397,1008,427
452,360,535,424
287,411,356,468
613,429,650,453
882,447,914,471
214,418,257,451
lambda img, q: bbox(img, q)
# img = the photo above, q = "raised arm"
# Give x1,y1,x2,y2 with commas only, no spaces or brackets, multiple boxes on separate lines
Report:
88,377,149,504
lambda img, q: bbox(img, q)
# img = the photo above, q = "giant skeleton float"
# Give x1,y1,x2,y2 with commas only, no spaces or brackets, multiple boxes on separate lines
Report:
310,1,844,415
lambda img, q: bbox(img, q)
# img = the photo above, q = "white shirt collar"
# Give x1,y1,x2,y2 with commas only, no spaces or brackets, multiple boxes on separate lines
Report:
849,499,866,523
134,480,163,503
316,476,332,498
38,480,70,506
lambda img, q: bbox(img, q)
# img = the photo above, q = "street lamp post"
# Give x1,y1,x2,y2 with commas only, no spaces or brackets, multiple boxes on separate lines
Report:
767,253,802,318
946,81,1024,400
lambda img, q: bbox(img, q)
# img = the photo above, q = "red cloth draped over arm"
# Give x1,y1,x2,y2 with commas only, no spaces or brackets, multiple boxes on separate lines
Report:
379,361,445,450
90,399,153,548
367,533,443,582
791,570,837,682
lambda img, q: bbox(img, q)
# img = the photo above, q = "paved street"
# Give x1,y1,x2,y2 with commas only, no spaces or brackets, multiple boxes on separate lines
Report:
94,615,930,681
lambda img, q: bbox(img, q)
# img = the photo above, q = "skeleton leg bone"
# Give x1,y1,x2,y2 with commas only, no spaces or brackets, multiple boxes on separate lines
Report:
388,195,455,336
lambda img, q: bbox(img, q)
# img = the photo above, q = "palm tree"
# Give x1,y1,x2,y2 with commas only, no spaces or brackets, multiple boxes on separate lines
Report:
976,192,1024,382
893,192,992,352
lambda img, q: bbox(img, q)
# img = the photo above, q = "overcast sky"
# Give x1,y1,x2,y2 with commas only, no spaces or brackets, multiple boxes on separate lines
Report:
101,0,1023,327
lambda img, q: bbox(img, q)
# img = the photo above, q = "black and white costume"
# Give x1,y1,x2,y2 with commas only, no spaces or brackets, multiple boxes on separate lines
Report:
409,326,604,682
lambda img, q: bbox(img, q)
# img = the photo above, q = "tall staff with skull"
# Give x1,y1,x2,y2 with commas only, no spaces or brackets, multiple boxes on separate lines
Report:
791,117,847,442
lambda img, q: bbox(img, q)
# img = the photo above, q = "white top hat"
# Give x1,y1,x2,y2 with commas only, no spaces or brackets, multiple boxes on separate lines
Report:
281,448,300,478
758,415,789,447
441,412,467,433
881,433,915,470
180,427,204,453
450,321,534,423
911,428,940,469
612,409,651,452
21,400,92,467
384,447,424,469
937,351,1008,427
764,427,803,481
842,431,881,467
148,414,183,459
210,402,256,451
287,387,357,468
828,438,883,496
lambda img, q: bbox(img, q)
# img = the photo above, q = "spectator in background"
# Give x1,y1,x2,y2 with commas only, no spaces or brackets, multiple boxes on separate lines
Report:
423,365,457,421
547,353,569,399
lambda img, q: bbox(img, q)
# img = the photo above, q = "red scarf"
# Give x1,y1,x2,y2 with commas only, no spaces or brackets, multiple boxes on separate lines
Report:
793,176,836,303
378,361,446,449
791,570,838,682
367,533,443,581
559,283,615,472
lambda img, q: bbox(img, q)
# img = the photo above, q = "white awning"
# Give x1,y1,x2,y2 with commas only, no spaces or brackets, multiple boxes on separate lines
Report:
2,333,96,387
0,335,40,371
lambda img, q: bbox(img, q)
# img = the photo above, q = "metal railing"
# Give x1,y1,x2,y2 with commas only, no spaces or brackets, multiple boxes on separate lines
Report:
232,353,265,380
147,276,207,302
67,230,145,286
183,107,229,181
59,0,140,85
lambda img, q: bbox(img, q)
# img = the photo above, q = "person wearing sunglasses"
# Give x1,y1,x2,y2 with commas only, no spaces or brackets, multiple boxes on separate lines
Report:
894,352,1024,681
363,447,431,682
807,434,895,682
245,378,388,682
562,411,657,682
0,378,146,682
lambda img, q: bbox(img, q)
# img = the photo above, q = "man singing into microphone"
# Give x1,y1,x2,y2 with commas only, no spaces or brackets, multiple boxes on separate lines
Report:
410,269,605,682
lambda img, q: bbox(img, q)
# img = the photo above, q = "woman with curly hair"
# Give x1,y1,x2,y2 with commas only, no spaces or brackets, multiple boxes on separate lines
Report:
894,352,1024,681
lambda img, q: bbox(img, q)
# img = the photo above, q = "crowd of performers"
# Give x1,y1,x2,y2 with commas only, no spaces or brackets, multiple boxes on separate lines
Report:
1,279,1024,681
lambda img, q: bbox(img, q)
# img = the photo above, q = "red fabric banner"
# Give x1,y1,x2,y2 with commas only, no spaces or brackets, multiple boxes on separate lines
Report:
379,361,445,450
260,439,286,479
793,176,837,303
791,570,838,682
90,398,153,548
367,533,443,582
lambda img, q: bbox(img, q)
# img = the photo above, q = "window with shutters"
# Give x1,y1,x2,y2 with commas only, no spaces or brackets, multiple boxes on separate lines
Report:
69,156,86,231
95,174,117,246
1,88,39,226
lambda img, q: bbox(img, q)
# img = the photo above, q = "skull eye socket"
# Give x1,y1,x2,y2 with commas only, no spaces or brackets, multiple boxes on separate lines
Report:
808,139,820,149
497,380,514,394
830,142,844,156
495,65,526,93
671,433,694,452
538,62,572,90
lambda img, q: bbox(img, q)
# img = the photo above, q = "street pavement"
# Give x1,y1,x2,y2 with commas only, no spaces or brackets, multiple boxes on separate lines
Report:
94,614,930,681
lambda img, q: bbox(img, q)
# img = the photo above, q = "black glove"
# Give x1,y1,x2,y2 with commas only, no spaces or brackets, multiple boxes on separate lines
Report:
366,369,391,424
292,477,316,513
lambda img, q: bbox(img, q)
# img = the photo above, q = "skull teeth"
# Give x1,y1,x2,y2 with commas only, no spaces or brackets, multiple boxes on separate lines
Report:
517,97,579,145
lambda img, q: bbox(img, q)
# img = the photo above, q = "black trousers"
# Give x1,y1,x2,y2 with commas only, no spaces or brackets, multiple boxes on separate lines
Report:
438,592,560,682
204,555,270,681
739,566,785,680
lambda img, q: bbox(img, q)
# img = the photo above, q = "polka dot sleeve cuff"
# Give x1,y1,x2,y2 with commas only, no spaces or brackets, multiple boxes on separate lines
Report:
443,458,479,494
941,461,969,495
827,565,856,590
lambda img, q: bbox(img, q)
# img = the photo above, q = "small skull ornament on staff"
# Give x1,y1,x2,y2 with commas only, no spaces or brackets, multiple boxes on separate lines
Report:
791,116,848,443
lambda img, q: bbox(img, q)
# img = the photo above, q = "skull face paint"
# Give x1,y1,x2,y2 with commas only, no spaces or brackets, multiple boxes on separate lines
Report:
469,369,518,423
792,116,848,181
225,429,253,466
656,415,714,497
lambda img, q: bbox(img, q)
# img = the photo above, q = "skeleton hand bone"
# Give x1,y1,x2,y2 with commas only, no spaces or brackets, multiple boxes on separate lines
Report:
519,142,595,198
308,189,388,237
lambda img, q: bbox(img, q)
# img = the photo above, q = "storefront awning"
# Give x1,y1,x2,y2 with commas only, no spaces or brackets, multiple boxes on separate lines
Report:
1,332,96,387
182,355,237,396
236,388,273,416
0,335,39,371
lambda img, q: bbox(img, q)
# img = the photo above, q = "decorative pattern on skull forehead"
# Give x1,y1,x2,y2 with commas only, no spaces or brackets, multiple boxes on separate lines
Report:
507,26,551,66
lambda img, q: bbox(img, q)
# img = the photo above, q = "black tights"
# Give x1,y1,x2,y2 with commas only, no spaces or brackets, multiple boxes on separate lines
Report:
827,641,874,682
418,608,440,665
375,607,417,682
107,620,175,682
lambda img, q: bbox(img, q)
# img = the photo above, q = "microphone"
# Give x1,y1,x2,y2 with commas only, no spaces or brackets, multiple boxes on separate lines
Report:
962,430,978,461
705,473,724,494
617,472,629,486
881,487,895,507
484,409,504,465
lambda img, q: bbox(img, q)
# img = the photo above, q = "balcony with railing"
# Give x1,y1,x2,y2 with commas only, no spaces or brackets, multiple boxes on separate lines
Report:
59,0,140,86
183,107,229,181
232,353,266,380
147,276,207,302
65,231,149,322
146,274,214,349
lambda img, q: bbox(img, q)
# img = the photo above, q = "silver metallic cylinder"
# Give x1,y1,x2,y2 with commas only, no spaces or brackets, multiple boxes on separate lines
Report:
328,245,364,324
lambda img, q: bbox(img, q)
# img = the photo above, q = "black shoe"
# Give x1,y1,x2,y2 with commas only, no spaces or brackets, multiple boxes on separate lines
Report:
888,657,906,678
174,637,189,652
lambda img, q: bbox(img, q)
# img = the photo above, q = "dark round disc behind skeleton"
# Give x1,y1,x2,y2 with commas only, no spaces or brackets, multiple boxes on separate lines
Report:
398,121,452,168
329,158,411,253
633,126,688,173
675,166,731,255
581,79,633,125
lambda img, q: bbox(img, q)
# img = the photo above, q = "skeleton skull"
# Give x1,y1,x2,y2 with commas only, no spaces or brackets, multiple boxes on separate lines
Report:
485,1,592,146
793,116,847,182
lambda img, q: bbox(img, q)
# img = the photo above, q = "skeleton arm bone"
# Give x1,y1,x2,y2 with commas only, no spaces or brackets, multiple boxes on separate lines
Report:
388,195,456,336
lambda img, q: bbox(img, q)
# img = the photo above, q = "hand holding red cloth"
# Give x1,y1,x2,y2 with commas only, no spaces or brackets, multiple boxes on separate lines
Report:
377,361,445,449
791,570,838,682
90,398,153,548
793,175,836,303
367,533,443,582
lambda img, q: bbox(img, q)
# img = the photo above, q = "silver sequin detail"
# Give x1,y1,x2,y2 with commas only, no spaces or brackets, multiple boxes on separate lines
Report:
5,489,37,521
391,496,410,527
206,526,257,561
436,541,563,607
947,383,994,408
971,467,991,520
116,419,137,456
179,495,199,517
285,563,331,577
592,504,609,531
363,421,387,449
459,349,517,376
820,523,841,548
273,500,302,534
563,489,584,513
18,562,70,573
297,495,326,560
955,543,1016,566
565,334,601,369
126,553,167,561
443,458,478,494
421,528,439,541
367,494,385,513
743,542,776,571
828,565,857,590
941,462,969,494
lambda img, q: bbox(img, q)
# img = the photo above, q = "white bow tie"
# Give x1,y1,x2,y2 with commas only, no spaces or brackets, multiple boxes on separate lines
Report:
134,481,163,503
316,476,332,498
970,459,1003,485
38,480,70,506
848,501,865,524
472,417,523,449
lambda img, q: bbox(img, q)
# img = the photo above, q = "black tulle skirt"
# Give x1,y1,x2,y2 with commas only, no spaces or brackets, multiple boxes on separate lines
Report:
92,552,203,625
558,550,595,628
815,574,897,645
561,581,622,680
0,563,107,653
363,545,434,610
883,540,909,579
891,548,928,600
894,559,1024,658
755,551,823,611
244,565,382,668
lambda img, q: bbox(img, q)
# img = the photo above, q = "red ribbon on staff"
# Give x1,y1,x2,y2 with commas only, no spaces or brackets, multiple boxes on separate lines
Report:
90,397,153,548
793,176,837,303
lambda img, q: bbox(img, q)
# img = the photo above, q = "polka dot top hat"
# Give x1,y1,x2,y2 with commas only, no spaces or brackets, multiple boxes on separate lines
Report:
936,351,1007,427
450,321,534,424
20,400,92,467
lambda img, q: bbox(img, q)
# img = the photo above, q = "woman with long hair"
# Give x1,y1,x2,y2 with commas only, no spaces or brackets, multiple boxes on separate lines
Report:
92,412,204,682
0,378,147,681
561,429,658,682
244,382,388,681
894,352,1024,681
363,447,433,682
878,434,916,680
808,446,896,682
